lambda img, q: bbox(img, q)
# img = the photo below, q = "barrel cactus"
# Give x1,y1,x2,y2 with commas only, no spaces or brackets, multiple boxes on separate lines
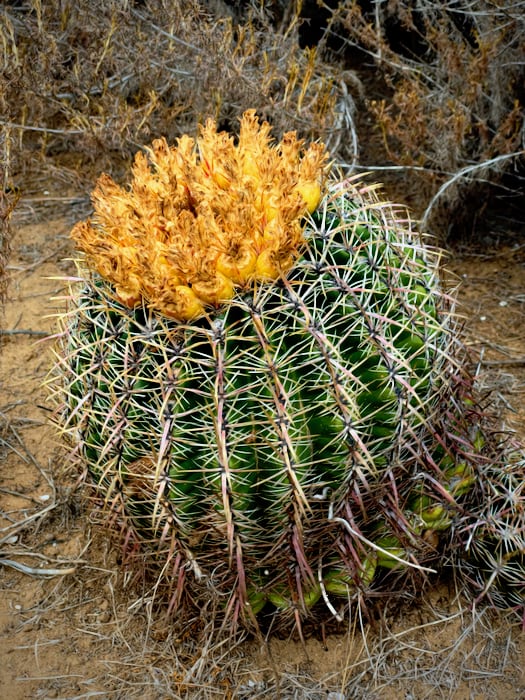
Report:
49,111,524,631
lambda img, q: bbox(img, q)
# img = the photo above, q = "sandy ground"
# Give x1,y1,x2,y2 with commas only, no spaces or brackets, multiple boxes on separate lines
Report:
1,192,524,699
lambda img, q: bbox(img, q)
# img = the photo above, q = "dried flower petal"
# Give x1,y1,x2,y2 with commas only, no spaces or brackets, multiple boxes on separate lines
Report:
71,110,329,321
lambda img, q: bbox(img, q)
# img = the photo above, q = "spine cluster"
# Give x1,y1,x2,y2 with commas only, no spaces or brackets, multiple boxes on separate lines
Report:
51,179,514,629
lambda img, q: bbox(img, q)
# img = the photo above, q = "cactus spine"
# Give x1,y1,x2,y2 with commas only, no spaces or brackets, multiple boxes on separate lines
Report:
49,113,524,630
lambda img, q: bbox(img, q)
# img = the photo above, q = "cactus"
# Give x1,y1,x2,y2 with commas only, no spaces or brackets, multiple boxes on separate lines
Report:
49,112,524,631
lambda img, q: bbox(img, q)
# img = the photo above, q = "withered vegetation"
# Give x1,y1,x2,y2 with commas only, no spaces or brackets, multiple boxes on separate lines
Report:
322,0,525,240
0,0,355,180
1,0,522,245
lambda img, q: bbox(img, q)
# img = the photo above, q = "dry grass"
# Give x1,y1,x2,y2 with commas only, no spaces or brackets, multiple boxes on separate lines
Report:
5,504,522,700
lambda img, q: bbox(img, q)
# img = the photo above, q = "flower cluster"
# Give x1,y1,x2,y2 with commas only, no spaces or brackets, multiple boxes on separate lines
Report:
71,110,329,321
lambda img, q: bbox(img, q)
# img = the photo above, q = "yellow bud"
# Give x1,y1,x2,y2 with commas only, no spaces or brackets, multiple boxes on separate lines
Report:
242,153,259,180
361,554,378,586
191,273,235,306
200,160,230,190
254,189,278,219
262,217,281,244
163,285,205,321
212,169,230,190
262,190,280,222
421,504,446,524
450,475,476,497
216,246,257,285
324,569,355,597
376,547,407,570
115,286,141,309
294,180,321,213
264,204,279,222
255,249,280,279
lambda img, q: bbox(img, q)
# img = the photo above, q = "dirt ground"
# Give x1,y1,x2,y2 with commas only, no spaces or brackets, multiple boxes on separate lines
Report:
1,187,524,699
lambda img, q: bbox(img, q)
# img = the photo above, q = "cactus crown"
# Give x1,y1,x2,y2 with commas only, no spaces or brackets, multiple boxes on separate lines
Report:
71,110,329,321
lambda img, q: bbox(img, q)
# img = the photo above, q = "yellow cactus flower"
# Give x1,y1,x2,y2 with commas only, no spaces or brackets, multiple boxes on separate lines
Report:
216,243,258,286
294,180,322,214
71,110,329,321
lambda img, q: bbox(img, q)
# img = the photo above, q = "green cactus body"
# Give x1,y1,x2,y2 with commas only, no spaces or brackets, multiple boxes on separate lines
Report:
50,179,523,628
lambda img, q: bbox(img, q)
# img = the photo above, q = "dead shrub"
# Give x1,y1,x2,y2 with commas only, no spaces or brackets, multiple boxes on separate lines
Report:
0,128,18,314
0,0,357,188
323,0,525,242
